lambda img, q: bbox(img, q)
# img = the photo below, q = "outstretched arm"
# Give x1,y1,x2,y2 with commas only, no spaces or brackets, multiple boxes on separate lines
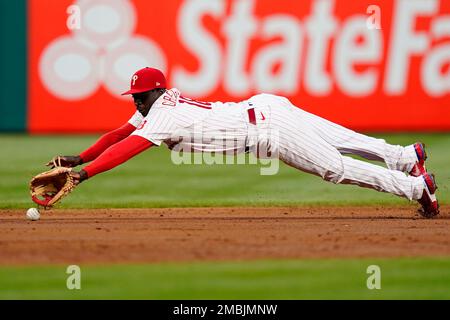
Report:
79,122,137,163
72,135,153,183
46,122,137,168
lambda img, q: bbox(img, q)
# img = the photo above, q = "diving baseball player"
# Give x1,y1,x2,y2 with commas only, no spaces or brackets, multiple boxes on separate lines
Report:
48,67,439,218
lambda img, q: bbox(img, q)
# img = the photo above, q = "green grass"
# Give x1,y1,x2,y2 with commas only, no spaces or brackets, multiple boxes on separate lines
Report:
0,133,449,209
1,134,449,300
0,258,449,299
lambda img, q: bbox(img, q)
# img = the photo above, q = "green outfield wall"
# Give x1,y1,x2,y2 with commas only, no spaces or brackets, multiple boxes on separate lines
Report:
0,0,27,131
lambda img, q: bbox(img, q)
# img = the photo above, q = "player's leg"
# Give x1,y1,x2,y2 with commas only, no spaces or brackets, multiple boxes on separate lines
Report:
278,134,425,201
338,155,424,200
270,108,425,201
288,105,419,173
336,154,438,218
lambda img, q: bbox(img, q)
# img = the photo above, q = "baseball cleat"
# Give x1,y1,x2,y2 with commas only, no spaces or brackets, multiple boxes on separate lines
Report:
417,172,439,218
409,142,427,177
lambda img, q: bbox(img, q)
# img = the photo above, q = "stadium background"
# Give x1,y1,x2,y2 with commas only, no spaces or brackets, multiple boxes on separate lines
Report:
0,0,449,300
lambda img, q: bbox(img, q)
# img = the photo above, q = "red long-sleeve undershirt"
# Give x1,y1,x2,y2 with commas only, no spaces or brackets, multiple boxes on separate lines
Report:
83,135,153,178
79,122,136,163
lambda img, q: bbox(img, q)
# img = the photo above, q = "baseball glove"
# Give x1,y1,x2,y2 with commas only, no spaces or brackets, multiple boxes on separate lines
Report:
29,167,76,208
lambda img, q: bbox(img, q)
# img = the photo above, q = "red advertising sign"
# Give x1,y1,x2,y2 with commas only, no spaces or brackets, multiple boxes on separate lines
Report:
29,0,450,133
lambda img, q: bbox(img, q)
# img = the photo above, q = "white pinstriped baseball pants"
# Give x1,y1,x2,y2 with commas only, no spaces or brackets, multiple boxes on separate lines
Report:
248,94,425,201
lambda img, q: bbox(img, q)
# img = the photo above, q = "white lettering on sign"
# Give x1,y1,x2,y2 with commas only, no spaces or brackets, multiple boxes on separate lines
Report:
174,0,450,98
172,0,224,96
385,0,438,94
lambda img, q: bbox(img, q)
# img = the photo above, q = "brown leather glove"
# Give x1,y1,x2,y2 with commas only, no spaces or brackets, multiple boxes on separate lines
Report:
30,167,76,208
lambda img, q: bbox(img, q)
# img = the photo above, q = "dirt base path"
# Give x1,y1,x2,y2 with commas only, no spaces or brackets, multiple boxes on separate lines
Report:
1,206,449,265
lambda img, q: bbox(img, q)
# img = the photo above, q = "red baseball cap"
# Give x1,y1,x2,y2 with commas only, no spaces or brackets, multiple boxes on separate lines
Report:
121,67,167,95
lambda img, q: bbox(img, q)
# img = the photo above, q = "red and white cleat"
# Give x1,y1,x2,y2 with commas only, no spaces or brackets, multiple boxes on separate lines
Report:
409,142,427,177
418,172,439,218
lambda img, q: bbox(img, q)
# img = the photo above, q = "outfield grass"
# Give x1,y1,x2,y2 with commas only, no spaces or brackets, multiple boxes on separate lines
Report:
1,134,449,300
0,258,449,299
0,133,449,209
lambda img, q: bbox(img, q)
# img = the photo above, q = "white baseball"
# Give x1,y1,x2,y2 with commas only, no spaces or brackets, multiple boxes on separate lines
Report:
26,208,40,221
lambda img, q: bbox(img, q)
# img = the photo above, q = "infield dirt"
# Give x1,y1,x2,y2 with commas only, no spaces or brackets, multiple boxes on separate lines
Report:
1,206,449,265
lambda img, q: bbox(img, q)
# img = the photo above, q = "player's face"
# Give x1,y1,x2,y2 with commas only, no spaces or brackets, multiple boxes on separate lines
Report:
132,90,161,117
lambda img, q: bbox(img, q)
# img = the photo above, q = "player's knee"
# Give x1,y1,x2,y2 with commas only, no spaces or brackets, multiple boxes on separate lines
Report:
322,163,345,184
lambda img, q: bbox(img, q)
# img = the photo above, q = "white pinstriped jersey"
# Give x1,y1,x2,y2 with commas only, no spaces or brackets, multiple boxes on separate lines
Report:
129,88,251,153
127,88,425,202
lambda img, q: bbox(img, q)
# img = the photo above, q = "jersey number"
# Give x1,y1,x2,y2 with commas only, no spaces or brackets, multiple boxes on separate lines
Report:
179,96,212,109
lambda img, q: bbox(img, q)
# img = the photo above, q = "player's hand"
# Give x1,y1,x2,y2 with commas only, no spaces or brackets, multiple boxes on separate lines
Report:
69,169,88,185
45,155,82,168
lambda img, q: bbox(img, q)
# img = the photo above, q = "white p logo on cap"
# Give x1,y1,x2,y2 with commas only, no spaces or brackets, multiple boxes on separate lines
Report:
132,75,138,86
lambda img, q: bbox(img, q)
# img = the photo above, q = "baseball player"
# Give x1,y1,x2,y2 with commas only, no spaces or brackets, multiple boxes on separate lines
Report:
49,67,439,218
